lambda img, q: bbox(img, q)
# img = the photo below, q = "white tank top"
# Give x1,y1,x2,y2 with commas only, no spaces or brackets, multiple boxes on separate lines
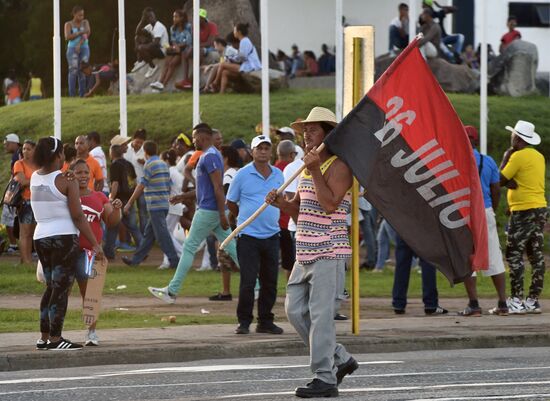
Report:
30,170,78,240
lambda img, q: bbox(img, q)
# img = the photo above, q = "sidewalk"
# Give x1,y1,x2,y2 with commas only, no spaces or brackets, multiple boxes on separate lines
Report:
1,296,550,372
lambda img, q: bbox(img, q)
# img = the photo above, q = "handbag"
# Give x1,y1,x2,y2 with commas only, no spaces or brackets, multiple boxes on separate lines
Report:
2,177,23,208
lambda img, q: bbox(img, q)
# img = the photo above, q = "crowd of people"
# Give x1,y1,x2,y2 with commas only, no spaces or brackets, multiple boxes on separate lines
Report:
388,0,525,70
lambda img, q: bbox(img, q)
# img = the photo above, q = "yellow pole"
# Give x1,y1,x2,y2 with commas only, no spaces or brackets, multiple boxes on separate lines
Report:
351,37,362,335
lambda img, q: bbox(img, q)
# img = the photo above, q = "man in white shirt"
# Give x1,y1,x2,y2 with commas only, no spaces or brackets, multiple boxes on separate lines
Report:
124,128,148,233
389,3,409,56
134,7,169,78
87,131,109,194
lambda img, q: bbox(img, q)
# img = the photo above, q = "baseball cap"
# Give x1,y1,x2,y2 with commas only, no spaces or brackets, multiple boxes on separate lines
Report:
4,133,20,144
251,135,272,149
276,127,296,137
231,138,249,150
110,134,132,146
199,8,208,20
464,125,478,142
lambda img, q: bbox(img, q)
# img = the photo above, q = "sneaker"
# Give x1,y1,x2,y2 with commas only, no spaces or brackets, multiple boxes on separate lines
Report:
150,81,164,90
148,286,176,304
157,261,170,270
175,79,192,90
131,60,146,72
6,245,19,255
85,330,99,346
121,256,138,266
458,305,482,317
144,64,158,79
256,323,283,335
425,306,448,316
196,265,212,272
235,324,249,335
334,313,348,321
488,306,509,316
524,297,542,314
36,339,48,350
46,338,83,350
336,356,359,385
394,308,405,315
295,378,338,398
117,242,135,253
209,293,232,301
507,297,527,315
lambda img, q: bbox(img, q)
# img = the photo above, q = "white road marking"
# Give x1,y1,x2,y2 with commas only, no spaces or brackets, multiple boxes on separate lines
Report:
2,378,550,397
410,395,550,401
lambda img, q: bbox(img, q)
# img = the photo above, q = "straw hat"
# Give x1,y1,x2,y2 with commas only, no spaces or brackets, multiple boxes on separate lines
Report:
290,107,337,133
505,120,541,145
110,134,132,146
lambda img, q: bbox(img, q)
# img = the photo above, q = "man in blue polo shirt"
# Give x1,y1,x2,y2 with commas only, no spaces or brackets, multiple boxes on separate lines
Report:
148,123,239,304
227,135,284,335
459,125,508,316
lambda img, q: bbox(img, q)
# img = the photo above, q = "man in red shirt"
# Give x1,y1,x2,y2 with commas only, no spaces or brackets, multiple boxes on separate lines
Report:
500,15,521,52
176,8,218,89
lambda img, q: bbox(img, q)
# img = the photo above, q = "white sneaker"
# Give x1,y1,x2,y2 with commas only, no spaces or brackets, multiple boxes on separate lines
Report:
148,286,176,304
144,64,158,79
85,330,99,346
150,81,164,90
131,60,146,73
197,265,212,272
157,261,170,270
524,297,542,314
506,297,527,314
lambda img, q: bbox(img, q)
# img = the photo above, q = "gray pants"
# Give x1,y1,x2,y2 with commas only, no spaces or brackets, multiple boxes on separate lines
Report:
285,259,352,385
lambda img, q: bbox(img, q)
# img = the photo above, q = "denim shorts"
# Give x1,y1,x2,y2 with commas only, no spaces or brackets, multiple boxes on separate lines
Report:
18,201,36,225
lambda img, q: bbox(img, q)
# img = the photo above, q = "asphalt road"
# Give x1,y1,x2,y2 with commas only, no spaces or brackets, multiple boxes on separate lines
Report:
1,347,550,401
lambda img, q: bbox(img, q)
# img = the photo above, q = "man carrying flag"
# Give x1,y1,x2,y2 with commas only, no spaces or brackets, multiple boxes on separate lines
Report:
266,107,358,398
325,35,488,284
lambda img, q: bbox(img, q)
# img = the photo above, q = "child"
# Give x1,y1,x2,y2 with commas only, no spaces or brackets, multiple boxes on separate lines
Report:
82,61,119,97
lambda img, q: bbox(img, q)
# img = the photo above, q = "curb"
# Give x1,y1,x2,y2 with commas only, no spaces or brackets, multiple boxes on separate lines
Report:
2,332,550,372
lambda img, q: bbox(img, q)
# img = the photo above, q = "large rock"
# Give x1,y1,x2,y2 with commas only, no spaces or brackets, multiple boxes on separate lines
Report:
489,40,538,97
237,69,288,92
375,53,479,93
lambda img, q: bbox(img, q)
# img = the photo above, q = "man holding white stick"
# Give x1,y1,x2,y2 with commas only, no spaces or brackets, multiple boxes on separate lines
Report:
265,107,358,398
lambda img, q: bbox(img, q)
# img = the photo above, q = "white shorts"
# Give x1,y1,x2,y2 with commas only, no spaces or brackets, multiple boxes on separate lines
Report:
473,208,505,277
1,206,16,227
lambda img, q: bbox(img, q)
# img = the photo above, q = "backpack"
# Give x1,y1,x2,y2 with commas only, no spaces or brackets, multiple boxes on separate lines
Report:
1,177,23,208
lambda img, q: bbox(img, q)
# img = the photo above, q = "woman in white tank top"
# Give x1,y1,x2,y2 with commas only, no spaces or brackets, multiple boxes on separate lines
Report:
30,137,103,351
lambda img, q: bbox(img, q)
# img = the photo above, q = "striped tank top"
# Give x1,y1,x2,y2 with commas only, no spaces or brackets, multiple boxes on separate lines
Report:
295,156,352,264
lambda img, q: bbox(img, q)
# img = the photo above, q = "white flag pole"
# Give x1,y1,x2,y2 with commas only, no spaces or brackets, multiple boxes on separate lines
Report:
335,0,343,121
193,0,200,127
480,0,488,154
408,0,417,44
118,0,128,137
261,0,269,136
53,0,62,139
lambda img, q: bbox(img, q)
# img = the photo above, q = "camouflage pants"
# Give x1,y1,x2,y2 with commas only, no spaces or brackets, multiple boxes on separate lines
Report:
35,235,80,337
505,207,548,299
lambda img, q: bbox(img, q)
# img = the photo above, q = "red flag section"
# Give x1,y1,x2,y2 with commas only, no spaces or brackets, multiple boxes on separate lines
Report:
325,37,488,283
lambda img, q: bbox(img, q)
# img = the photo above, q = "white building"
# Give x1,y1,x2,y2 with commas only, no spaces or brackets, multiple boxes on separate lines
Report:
267,0,550,72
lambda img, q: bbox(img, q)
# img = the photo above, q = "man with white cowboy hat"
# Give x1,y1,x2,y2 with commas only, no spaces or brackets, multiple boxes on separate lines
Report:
500,120,547,314
266,107,358,398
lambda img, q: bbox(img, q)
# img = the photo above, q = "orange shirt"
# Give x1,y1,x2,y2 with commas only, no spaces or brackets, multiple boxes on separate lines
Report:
85,155,104,190
187,150,204,168
13,160,37,200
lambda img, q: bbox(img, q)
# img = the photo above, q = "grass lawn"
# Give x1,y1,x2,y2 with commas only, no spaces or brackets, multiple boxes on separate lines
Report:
1,261,548,299
0,309,235,333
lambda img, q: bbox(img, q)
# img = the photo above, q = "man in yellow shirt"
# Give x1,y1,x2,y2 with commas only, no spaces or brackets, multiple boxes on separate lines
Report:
500,120,548,314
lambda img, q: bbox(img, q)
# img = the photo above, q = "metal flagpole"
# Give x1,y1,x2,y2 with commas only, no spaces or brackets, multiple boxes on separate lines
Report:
193,0,200,127
118,0,128,137
480,0,488,154
408,0,417,44
260,0,269,137
335,0,343,121
53,0,62,139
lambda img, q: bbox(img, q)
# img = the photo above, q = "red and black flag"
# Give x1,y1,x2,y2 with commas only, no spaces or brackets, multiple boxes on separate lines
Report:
325,37,488,284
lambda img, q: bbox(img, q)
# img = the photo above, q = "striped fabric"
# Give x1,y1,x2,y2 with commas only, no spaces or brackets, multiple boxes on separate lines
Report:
295,156,352,264
141,156,171,212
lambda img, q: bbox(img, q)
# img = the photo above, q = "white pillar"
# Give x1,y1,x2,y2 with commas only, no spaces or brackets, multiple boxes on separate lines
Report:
53,0,61,139
335,0,343,121
409,0,417,44
118,0,128,137
261,0,269,137
193,0,200,127
480,0,488,154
